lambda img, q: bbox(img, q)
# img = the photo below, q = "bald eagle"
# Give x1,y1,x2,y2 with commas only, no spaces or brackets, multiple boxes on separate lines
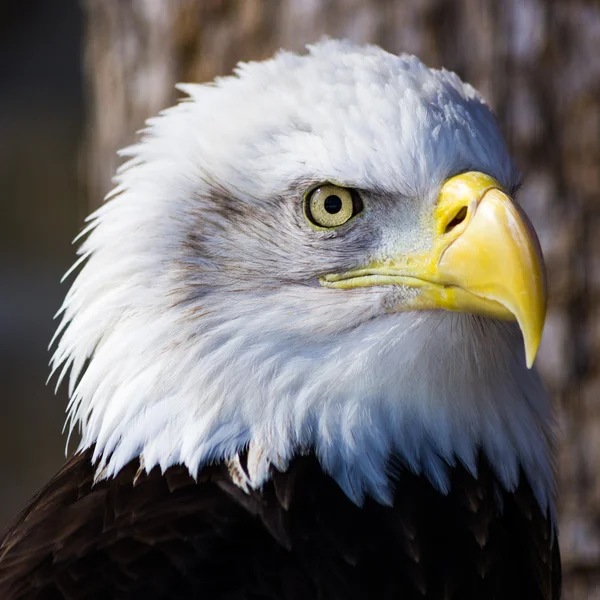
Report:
0,40,560,599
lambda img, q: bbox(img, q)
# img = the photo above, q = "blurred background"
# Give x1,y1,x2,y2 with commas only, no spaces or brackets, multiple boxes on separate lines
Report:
1,0,598,596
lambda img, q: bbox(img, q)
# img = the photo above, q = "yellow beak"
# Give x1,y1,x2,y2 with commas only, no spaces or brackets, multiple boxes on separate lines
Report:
321,172,547,368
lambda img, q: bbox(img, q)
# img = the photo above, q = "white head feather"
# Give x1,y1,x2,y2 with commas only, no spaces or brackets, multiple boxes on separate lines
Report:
52,40,555,512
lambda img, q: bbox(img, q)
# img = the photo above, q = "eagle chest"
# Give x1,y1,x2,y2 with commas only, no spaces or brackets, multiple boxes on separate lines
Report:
0,450,559,600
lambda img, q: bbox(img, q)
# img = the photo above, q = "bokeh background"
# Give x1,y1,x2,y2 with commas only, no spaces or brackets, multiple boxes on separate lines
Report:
1,0,599,596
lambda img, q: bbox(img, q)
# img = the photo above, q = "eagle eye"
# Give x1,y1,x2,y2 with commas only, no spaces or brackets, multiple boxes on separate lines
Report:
305,184,363,228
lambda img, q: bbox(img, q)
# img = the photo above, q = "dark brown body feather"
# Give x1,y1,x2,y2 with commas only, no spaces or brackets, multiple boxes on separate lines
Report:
0,448,560,599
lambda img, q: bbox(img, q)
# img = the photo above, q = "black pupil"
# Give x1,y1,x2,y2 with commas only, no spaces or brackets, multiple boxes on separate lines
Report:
324,195,343,214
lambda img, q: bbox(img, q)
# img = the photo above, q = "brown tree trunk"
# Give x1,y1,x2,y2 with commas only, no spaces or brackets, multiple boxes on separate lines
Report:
83,1,600,596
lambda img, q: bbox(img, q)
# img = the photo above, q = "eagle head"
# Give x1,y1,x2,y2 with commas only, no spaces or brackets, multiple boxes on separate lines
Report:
52,40,554,510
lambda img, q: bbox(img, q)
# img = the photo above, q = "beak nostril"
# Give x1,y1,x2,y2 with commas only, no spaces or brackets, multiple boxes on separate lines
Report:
444,206,468,234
